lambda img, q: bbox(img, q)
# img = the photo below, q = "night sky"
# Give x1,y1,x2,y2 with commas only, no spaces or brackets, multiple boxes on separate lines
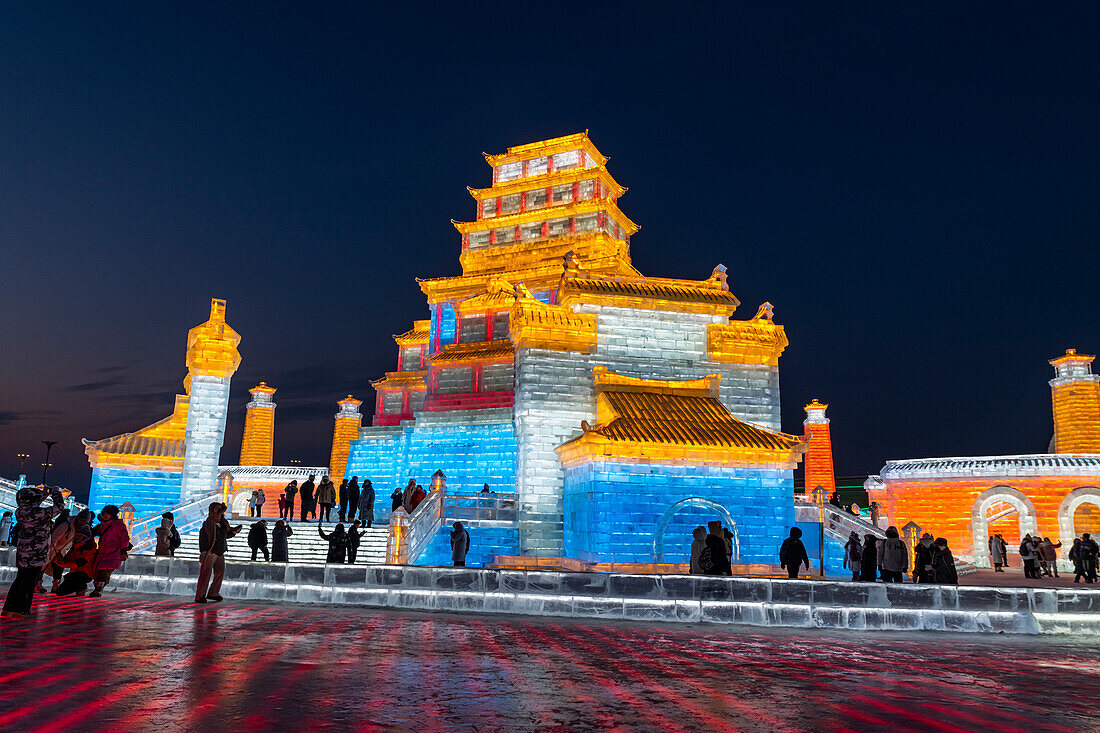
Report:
2,4,1098,501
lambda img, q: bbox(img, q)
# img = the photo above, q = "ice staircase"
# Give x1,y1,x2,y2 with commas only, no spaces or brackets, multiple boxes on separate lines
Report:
172,518,391,565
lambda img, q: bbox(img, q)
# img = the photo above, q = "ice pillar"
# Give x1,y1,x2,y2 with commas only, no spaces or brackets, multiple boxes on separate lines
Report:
803,399,835,498
180,299,242,504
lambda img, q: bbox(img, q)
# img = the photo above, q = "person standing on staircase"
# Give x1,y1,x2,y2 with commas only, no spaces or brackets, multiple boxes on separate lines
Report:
346,477,360,523
347,520,363,564
318,523,350,563
316,476,336,523
359,480,375,528
299,475,316,522
272,520,293,563
283,480,298,520
248,520,269,562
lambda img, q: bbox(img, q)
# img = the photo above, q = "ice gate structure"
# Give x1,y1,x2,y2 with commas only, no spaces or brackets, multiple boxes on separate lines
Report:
346,132,809,567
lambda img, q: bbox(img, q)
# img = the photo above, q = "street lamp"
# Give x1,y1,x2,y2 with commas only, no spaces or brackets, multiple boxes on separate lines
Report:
41,440,57,486
17,452,30,473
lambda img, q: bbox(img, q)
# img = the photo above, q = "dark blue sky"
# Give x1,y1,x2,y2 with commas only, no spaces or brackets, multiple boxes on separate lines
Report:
2,3,1098,499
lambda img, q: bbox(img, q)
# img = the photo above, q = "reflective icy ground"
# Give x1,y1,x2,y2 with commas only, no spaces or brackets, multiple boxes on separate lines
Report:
1,594,1098,732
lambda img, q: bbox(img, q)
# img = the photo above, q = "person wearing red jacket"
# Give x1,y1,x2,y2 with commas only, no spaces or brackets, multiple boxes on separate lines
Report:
90,506,131,598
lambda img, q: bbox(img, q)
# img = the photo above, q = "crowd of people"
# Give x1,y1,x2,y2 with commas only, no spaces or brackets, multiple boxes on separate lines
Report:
276,475,376,526
842,529,959,584
989,532,1098,583
1,485,133,618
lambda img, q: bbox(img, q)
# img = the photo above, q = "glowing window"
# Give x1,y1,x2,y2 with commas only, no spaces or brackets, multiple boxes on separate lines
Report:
578,179,595,200
497,162,521,182
382,392,404,414
492,312,509,339
525,189,547,210
521,222,542,241
526,157,548,176
575,214,598,233
408,391,425,413
469,230,490,248
552,150,579,171
481,198,497,218
495,227,515,244
501,194,521,214
552,184,573,205
548,217,571,237
459,315,488,343
435,366,473,394
480,362,515,392
400,347,420,371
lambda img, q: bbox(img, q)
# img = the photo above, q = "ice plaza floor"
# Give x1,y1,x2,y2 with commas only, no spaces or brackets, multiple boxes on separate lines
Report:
1,593,1099,732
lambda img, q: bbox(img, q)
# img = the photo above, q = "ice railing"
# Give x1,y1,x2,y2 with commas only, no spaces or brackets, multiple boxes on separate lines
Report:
130,492,221,553
386,471,446,564
0,476,86,514
794,501,888,543
443,492,517,523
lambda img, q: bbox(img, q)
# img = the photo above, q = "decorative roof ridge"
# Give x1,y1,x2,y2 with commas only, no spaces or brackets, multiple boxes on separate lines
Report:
592,367,720,398
393,319,431,343
483,131,607,167
431,339,515,364
452,197,638,235
371,370,427,387
467,167,627,200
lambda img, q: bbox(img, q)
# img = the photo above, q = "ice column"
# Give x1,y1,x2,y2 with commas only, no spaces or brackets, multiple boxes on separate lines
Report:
180,299,242,503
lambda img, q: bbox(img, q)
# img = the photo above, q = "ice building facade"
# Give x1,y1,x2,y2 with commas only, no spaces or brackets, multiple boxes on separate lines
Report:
84,299,242,516
346,132,806,566
867,349,1100,568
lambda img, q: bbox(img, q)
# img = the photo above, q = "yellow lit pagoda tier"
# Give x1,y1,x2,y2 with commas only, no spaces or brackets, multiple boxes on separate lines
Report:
346,132,798,565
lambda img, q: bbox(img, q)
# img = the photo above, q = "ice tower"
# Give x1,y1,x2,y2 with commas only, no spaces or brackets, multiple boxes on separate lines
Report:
239,383,276,466
179,299,242,503
346,132,803,566
803,399,835,497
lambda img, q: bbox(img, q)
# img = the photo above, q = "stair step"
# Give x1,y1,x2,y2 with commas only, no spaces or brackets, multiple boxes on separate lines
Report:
174,519,390,564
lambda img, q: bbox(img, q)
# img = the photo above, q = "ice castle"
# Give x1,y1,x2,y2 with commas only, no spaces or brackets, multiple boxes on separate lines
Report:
346,132,808,566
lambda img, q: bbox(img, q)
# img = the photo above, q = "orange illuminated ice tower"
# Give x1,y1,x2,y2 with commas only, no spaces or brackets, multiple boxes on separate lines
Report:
803,399,835,497
1049,349,1100,453
329,395,362,483
239,383,276,466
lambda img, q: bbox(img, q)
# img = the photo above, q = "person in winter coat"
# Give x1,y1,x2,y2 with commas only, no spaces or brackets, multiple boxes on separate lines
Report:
410,485,427,513
346,477,361,523
989,533,1008,572
860,535,878,581
271,521,293,563
337,479,350,522
154,515,176,557
318,523,350,563
299,475,317,522
45,510,84,592
347,520,363,564
401,479,418,514
316,476,336,523
931,537,958,585
392,486,405,513
248,490,259,518
829,490,843,509
843,531,862,581
256,489,266,516
195,502,242,603
3,486,64,616
779,526,810,579
54,528,97,597
703,521,732,576
0,511,13,546
283,480,298,520
248,520,269,561
1069,539,1092,583
90,505,131,598
359,480,375,528
689,526,708,574
877,526,909,583
1020,535,1040,579
913,533,935,583
1079,534,1099,583
450,521,471,566
1038,537,1062,578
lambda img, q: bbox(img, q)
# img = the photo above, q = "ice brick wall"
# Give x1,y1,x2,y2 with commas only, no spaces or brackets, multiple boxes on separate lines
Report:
513,304,784,558
180,374,233,503
346,409,517,524
562,460,795,565
88,467,182,517
414,521,519,567
795,521,850,578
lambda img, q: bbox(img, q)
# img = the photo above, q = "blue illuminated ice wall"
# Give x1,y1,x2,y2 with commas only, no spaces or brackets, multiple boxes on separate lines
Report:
562,460,795,565
88,467,182,517
415,520,519,567
344,407,518,524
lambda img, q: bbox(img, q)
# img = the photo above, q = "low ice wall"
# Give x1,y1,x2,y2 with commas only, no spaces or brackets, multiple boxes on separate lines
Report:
3,549,1098,635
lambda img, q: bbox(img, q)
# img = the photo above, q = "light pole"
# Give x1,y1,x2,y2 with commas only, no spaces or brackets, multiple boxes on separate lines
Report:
17,452,30,474
41,440,57,486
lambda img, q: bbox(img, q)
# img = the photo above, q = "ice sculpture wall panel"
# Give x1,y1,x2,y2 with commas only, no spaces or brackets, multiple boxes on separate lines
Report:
88,467,183,517
180,375,233,503
414,522,519,567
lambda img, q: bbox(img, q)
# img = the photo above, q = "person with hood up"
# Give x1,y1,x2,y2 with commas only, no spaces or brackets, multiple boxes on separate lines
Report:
410,484,427,513
1038,537,1062,578
283,480,298,520
345,476,361,523
45,510,90,593
843,531,862,581
271,520,293,563
53,514,97,597
359,480,375,528
337,478,350,522
90,505,131,598
391,486,404,513
989,533,1008,572
401,479,418,514
318,523,351,563
913,533,935,583
248,520,269,561
860,535,878,581
0,510,13,547
689,526,708,574
451,521,470,567
779,526,810,579
316,476,336,523
299,474,317,522
704,521,732,576
877,526,909,583
829,490,843,509
931,537,958,584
